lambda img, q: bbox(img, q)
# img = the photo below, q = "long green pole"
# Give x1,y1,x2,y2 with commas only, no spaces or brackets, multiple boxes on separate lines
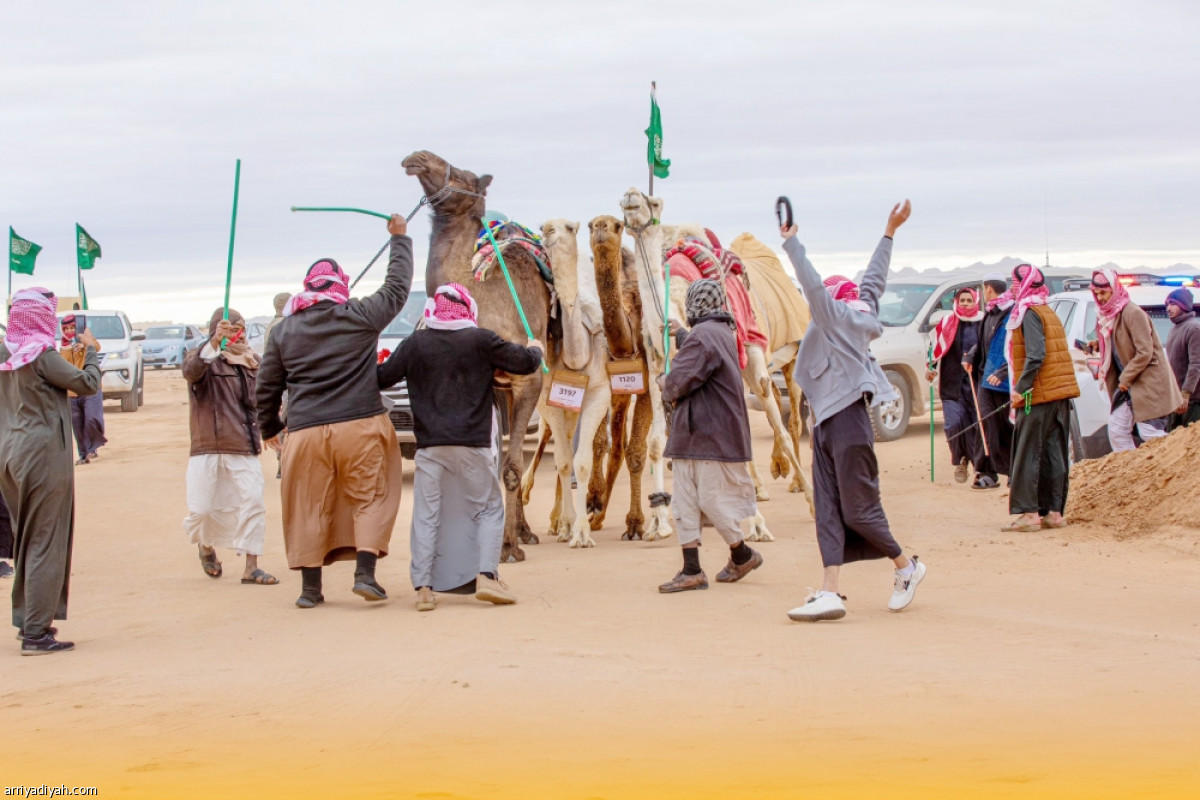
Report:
222,159,242,341
481,223,549,374
291,206,390,220
930,383,936,483
928,343,935,483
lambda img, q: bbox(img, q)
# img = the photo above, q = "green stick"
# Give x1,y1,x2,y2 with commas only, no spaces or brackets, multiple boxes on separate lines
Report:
928,343,935,483
663,258,672,374
222,159,242,349
930,383,936,483
482,223,549,374
290,206,391,220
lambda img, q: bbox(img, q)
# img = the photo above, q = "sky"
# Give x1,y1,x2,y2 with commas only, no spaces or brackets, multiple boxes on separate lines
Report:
3,0,1198,323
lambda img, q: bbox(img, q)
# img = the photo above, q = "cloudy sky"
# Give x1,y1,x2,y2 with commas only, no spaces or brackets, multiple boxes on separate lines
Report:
3,0,1197,322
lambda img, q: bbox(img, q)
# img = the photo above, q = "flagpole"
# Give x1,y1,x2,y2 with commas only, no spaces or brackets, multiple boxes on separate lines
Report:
648,81,656,197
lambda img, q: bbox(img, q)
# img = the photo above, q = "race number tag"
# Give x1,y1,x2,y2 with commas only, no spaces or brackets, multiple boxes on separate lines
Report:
547,370,589,411
607,358,647,395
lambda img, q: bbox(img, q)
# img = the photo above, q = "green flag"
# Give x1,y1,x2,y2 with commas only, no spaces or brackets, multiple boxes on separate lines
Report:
645,86,671,180
9,227,41,275
77,224,102,270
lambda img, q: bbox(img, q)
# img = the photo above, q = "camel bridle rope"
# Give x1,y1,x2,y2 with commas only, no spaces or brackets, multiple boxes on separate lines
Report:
350,165,488,290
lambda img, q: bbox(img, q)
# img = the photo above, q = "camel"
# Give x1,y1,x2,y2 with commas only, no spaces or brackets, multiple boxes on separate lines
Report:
619,188,816,524
586,215,672,542
401,150,553,563
516,219,612,549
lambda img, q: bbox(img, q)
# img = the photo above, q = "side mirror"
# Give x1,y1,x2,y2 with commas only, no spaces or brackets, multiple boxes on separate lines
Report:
131,332,146,342
921,309,950,332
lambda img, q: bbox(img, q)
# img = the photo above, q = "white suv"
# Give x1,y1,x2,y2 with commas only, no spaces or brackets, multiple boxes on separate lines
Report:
1048,284,1188,461
57,310,145,412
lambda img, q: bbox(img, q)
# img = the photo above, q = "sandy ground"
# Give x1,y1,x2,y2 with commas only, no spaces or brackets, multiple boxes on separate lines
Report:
3,370,1199,799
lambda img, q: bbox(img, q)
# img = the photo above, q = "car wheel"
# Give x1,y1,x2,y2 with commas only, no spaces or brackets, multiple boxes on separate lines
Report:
870,369,911,443
137,368,144,406
120,390,138,413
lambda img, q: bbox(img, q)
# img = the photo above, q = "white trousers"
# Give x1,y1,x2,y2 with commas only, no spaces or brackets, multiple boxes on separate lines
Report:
1108,402,1167,453
184,454,267,555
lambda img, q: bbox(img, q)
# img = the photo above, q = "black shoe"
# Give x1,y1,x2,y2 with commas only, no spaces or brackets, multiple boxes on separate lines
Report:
352,576,388,602
21,633,75,656
295,589,325,609
0,561,12,579
15,625,56,641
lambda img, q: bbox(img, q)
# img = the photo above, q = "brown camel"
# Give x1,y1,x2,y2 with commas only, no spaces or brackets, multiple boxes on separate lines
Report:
401,150,553,563
586,215,667,541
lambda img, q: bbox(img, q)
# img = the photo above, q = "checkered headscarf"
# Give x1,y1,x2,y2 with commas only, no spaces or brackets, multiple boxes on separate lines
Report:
424,283,479,331
2,288,58,372
685,279,733,328
283,259,351,317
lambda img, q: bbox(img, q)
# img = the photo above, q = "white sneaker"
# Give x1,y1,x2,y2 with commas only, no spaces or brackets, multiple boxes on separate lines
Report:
888,556,926,611
787,590,847,622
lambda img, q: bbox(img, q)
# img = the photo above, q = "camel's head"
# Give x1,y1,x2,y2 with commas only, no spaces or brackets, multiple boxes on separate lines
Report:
588,215,624,257
541,218,580,301
619,187,663,230
540,219,579,261
401,150,492,218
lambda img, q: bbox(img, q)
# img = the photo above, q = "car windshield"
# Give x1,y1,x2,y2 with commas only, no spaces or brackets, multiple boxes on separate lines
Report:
381,290,428,336
145,326,186,339
1143,306,1173,343
877,284,938,327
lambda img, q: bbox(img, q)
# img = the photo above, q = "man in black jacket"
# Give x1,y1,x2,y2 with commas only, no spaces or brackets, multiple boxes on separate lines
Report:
657,279,762,593
377,282,543,610
256,214,413,609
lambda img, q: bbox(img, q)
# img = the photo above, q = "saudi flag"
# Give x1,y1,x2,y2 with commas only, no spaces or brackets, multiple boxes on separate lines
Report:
645,86,671,180
77,224,102,270
9,227,41,275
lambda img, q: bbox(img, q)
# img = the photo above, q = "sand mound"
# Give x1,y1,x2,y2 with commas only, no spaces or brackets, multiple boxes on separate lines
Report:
1067,422,1200,535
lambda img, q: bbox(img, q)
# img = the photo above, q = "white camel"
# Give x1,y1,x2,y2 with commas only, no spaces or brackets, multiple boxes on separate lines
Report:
517,219,612,549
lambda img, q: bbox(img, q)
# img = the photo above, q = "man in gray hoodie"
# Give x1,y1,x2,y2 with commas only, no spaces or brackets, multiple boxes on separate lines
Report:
780,200,926,622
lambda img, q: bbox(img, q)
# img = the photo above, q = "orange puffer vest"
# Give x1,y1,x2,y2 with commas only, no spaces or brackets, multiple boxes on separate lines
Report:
1011,305,1080,405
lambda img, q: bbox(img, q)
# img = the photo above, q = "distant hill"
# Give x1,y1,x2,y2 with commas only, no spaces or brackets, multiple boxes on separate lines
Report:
879,257,1197,282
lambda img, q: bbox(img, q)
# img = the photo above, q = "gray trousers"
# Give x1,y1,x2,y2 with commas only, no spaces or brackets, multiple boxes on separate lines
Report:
69,392,107,459
811,399,903,567
670,459,756,547
410,446,504,592
1009,399,1071,515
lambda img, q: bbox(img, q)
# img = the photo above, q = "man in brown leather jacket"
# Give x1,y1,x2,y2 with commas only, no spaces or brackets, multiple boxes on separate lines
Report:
182,308,277,586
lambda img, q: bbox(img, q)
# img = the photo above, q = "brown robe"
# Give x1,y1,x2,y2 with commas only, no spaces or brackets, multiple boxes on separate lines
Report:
1104,303,1184,422
280,414,403,568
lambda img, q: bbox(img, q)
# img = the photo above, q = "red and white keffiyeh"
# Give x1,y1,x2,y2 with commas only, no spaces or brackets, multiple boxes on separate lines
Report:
283,259,351,317
423,283,478,331
2,288,58,372
987,289,1014,313
932,288,984,362
823,275,870,313
1092,268,1131,385
1003,264,1051,392
60,313,78,348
